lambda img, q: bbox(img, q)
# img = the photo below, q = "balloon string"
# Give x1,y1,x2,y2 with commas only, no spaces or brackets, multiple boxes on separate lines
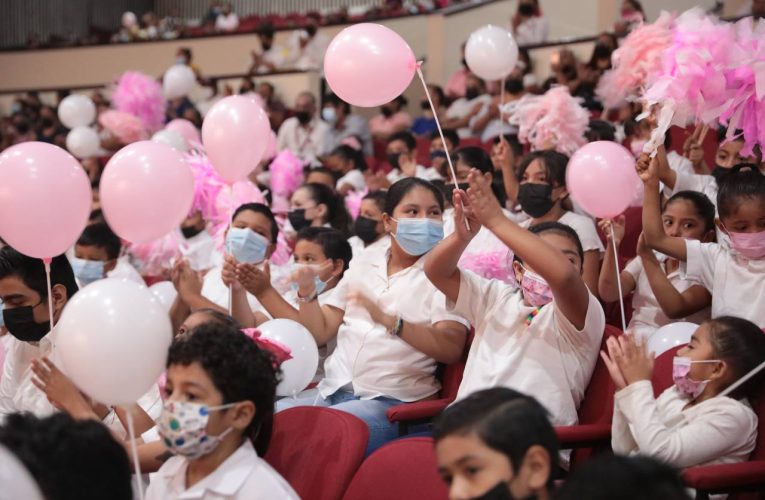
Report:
43,258,54,336
416,64,469,231
719,359,765,398
125,410,145,500
611,224,627,333
500,77,506,135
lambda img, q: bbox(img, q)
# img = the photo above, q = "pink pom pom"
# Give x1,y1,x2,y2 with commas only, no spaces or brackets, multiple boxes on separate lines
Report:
459,250,514,284
270,150,305,197
128,231,183,276
268,217,294,266
184,150,226,221
506,86,589,156
344,188,367,220
98,110,148,145
241,328,293,367
112,71,167,133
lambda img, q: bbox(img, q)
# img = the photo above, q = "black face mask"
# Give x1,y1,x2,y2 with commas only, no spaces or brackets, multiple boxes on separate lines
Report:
181,225,204,239
295,111,312,125
711,164,731,184
465,88,480,100
306,25,318,37
505,78,524,94
420,100,431,110
288,209,311,232
518,183,555,218
41,118,55,129
354,216,380,244
430,150,447,161
381,107,394,118
3,302,50,343
387,152,401,170
518,3,536,16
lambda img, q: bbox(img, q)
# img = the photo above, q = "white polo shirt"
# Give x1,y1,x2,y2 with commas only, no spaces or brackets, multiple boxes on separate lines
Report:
520,211,604,254
276,117,330,166
348,234,391,260
683,239,765,328
319,251,470,402
146,440,298,500
336,169,366,192
451,270,605,426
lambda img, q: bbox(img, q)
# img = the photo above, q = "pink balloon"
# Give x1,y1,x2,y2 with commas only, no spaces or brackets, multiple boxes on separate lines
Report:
202,95,270,183
100,141,194,243
567,141,639,219
165,118,201,146
324,23,417,107
0,142,91,258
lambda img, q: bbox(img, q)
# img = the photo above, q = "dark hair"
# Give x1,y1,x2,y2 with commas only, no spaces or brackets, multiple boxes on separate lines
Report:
388,130,417,152
232,202,279,244
296,227,353,272
325,93,351,114
515,222,584,265
494,134,523,158
363,190,387,213
431,128,460,151
0,413,132,500
0,247,78,303
330,144,367,172
89,209,105,224
586,120,616,142
167,323,280,455
665,191,716,233
623,0,645,15
706,316,765,400
384,177,445,215
305,165,338,182
553,455,688,500
76,222,121,260
301,183,352,237
453,146,493,175
716,165,765,220
190,308,241,330
517,150,569,187
664,129,673,149
433,388,558,489
430,84,445,104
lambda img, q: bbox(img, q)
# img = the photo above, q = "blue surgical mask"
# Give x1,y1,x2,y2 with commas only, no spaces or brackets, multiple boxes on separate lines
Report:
71,257,106,286
321,107,336,124
226,227,269,264
290,263,328,295
392,218,444,256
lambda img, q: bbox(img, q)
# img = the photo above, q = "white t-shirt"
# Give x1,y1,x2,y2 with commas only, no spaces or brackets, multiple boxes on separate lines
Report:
276,117,330,166
451,270,605,426
667,150,694,176
319,251,470,402
146,440,298,500
348,234,391,260
336,169,366,192
446,95,493,138
215,12,239,32
521,211,605,253
201,265,268,316
624,255,710,340
612,380,757,469
683,239,765,328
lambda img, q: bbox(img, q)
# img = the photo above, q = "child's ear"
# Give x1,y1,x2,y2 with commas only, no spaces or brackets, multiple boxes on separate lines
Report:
483,171,493,183
230,401,256,432
714,218,726,234
382,213,394,234
315,203,328,219
51,284,68,318
332,258,344,277
512,260,524,283
702,229,717,244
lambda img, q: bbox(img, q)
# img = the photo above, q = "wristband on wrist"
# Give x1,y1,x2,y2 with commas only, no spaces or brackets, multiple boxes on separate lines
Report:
296,289,318,303
389,315,404,337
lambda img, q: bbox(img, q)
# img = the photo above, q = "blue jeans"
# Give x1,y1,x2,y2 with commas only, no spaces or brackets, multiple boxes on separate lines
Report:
276,389,402,456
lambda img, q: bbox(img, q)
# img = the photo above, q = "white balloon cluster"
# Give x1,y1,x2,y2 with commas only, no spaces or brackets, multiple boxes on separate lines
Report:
59,94,100,159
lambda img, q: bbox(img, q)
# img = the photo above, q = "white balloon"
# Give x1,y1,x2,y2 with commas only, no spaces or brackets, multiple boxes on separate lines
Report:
647,322,698,357
163,65,196,99
57,279,172,406
0,445,44,500
58,94,96,129
152,129,189,152
465,25,519,81
257,319,319,397
65,126,100,158
149,281,178,311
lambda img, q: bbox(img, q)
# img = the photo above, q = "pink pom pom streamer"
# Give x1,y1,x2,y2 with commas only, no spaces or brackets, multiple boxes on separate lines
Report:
98,110,148,145
459,250,514,284
184,150,226,221
210,180,266,251
345,188,367,220
506,86,589,156
111,71,167,133
270,150,305,198
241,328,294,367
128,231,183,276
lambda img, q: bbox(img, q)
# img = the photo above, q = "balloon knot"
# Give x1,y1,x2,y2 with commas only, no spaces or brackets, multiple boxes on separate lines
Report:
415,60,423,69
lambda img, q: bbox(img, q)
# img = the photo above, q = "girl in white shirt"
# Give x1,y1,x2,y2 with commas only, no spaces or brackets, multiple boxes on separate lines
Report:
288,183,352,238
348,191,391,258
598,191,715,339
602,317,765,470
326,144,368,196
147,322,298,499
276,178,470,455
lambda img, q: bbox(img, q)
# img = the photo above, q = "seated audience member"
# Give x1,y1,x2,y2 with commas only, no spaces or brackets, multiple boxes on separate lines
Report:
277,92,330,166
277,179,470,455
288,12,329,71
322,93,372,156
471,77,523,143
511,0,549,45
434,388,558,500
411,84,446,137
0,249,78,416
179,211,220,273
599,191,714,340
445,74,492,139
72,222,143,286
585,119,617,143
614,0,646,35
602,318,765,468
387,131,442,184
639,161,765,327
249,23,285,74
369,95,412,141
214,2,239,32
425,172,604,437
429,128,461,180
554,455,690,500
288,183,352,237
0,413,132,500
489,135,527,222
446,43,470,100
348,190,390,257
146,323,298,499
305,167,338,193
326,145,368,195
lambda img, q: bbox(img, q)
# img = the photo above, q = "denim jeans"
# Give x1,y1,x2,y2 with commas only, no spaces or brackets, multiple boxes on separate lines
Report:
276,389,402,456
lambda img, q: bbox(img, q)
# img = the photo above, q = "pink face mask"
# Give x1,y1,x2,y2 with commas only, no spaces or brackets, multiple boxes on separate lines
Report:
727,229,765,260
520,266,553,307
672,357,720,399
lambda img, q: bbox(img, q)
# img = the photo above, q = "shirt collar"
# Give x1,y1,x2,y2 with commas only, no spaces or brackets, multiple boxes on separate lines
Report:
370,247,428,273
167,440,258,499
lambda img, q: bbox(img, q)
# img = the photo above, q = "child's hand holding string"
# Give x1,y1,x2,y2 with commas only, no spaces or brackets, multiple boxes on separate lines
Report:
466,169,505,230
598,215,626,247
221,255,243,292
635,152,659,185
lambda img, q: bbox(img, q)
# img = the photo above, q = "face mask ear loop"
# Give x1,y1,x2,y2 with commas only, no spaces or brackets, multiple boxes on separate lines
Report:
43,258,54,336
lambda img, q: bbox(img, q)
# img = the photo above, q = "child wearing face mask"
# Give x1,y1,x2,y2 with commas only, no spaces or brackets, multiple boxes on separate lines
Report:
348,190,390,257
425,171,605,442
434,388,558,500
146,323,298,499
602,317,765,471
276,178,470,456
287,183,352,238
639,160,765,328
326,145,368,195
72,222,143,287
515,151,604,293
598,191,715,339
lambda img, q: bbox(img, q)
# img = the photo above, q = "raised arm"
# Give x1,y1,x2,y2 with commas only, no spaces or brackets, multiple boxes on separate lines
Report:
287,264,344,346
466,169,590,328
598,216,637,302
493,139,520,205
637,154,687,261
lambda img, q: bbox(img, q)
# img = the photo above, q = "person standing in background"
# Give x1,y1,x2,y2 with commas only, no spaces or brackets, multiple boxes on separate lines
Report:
512,0,549,46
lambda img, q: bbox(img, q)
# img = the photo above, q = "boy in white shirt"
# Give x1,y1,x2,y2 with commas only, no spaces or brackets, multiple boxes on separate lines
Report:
71,222,144,287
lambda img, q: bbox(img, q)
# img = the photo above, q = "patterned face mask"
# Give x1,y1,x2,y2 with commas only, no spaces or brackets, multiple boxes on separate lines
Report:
157,400,238,459
672,357,720,399
519,265,553,307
